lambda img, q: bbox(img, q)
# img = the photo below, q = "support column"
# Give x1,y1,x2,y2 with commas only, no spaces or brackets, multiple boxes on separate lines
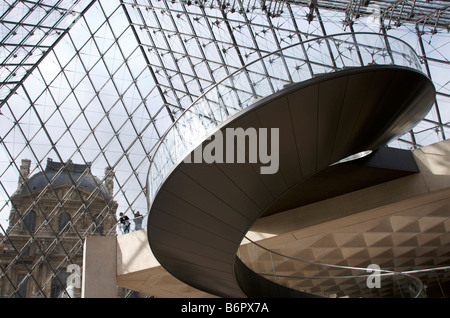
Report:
82,236,117,298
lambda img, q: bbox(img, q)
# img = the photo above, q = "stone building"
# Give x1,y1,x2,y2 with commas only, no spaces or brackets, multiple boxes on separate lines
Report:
0,158,118,298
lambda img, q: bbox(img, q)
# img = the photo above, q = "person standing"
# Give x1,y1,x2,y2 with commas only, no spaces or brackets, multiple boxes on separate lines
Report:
133,211,142,231
119,212,130,234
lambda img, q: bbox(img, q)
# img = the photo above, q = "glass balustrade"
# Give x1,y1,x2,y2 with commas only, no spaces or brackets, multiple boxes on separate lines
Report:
238,236,426,298
146,32,424,208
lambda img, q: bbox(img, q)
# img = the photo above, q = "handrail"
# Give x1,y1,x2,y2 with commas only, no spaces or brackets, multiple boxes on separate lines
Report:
146,32,424,205
116,213,148,234
240,236,425,298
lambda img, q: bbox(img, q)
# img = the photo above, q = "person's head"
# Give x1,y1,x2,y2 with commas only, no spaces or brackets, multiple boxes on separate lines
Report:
119,212,124,216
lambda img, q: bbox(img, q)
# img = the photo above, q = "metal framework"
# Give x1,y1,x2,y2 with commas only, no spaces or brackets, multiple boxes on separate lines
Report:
0,0,449,298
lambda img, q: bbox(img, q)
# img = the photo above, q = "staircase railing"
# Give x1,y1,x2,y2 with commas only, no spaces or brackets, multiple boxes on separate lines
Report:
146,32,424,206
239,236,426,298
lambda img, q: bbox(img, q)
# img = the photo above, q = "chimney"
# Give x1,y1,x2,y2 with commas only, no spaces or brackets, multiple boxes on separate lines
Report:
18,159,31,188
104,166,114,196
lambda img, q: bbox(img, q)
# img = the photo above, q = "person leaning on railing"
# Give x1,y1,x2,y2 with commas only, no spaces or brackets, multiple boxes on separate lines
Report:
119,212,131,234
133,211,143,231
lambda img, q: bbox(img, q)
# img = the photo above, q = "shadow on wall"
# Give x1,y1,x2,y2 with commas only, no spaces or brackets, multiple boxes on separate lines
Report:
116,229,158,276
414,139,450,178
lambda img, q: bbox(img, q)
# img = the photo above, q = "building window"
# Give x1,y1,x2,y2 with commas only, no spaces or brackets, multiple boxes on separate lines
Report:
93,214,103,234
22,210,36,232
50,269,70,298
22,244,31,257
58,212,71,233
15,273,28,298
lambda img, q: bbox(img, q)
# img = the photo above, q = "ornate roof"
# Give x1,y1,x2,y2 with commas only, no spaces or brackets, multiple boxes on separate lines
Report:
20,158,112,201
